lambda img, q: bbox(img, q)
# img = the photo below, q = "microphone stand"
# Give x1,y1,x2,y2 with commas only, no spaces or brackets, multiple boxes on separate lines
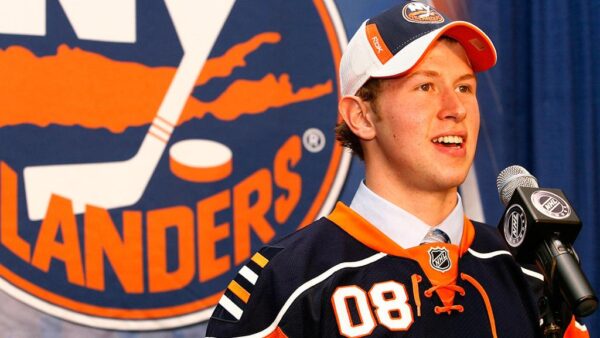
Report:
536,234,596,337
539,294,562,338
537,235,567,338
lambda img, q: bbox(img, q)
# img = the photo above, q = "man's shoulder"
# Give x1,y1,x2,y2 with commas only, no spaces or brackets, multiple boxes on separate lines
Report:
468,219,510,251
207,216,377,331
264,216,378,275
269,216,342,249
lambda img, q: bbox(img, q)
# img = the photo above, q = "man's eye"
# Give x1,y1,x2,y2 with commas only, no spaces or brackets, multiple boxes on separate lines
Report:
457,85,472,93
419,83,432,91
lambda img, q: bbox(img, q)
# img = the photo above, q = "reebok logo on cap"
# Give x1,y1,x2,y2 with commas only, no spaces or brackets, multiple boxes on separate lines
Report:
366,23,393,64
402,2,445,24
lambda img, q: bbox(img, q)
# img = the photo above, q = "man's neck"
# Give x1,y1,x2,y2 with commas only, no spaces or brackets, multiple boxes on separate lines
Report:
364,176,459,226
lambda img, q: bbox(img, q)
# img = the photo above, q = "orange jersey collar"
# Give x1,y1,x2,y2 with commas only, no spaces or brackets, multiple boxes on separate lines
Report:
326,202,476,259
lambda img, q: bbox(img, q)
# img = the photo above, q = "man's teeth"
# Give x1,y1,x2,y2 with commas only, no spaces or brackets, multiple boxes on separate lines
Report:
433,136,463,144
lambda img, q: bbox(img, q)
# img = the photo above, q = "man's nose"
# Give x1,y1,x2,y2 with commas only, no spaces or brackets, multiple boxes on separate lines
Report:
438,90,467,121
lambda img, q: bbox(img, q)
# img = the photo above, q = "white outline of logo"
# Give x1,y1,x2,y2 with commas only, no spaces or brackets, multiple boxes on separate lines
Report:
531,190,571,220
503,204,527,248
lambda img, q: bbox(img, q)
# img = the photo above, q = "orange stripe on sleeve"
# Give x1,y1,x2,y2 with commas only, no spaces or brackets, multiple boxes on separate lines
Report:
228,280,250,303
251,252,269,268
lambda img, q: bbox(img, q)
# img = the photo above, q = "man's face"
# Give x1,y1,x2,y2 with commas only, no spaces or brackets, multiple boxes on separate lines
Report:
367,39,480,193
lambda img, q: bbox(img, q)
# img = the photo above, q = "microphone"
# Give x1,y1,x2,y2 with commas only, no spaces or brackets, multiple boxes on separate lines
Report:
496,165,597,317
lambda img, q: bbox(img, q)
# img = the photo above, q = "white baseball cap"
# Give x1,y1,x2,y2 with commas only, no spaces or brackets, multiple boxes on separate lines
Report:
340,1,497,96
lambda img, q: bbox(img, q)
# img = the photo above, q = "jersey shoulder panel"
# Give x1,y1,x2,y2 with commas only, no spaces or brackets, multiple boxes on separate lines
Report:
206,217,378,337
468,220,511,251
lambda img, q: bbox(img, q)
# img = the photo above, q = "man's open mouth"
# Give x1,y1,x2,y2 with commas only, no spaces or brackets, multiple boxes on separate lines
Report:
432,135,464,148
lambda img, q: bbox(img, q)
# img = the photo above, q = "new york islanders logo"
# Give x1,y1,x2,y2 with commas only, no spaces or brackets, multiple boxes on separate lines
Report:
402,2,445,24
0,0,349,330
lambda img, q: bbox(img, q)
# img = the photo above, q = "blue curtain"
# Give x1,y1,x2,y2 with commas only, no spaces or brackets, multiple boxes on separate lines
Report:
466,1,600,332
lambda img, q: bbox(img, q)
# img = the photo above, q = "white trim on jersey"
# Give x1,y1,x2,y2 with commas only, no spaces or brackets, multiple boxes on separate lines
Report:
239,266,259,285
520,267,544,281
575,320,588,331
467,248,511,259
207,252,388,338
467,248,544,281
219,295,243,320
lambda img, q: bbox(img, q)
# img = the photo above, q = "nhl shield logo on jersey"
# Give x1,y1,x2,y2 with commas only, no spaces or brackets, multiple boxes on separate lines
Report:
0,0,349,330
428,247,451,272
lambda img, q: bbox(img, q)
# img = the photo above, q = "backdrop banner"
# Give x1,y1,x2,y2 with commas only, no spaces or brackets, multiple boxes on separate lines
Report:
0,1,597,337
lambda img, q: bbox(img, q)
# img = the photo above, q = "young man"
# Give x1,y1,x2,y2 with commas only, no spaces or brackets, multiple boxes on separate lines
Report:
206,2,587,337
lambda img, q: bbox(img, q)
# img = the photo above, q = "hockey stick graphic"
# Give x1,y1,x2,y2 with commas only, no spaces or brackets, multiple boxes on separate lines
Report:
24,0,236,221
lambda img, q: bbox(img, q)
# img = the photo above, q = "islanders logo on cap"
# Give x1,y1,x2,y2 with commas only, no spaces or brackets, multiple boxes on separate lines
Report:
0,0,349,330
402,2,445,24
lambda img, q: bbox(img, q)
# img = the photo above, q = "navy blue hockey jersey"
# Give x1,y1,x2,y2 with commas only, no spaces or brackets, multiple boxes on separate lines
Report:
206,202,586,337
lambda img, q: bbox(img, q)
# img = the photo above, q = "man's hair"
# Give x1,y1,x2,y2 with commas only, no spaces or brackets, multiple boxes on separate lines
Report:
335,36,460,160
335,77,382,160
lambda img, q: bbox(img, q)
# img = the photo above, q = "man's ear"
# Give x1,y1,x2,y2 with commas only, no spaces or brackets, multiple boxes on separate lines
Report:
338,96,376,140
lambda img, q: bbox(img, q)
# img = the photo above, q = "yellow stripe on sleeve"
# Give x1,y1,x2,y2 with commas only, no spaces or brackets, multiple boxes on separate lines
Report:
228,280,250,303
251,252,269,268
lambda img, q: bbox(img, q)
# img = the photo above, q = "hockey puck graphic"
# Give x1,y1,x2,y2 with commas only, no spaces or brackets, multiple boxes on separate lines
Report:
169,139,233,182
